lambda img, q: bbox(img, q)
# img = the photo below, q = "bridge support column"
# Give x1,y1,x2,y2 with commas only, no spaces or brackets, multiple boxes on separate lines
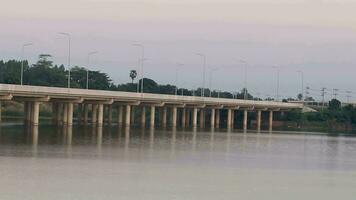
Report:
67,103,73,126
125,105,131,127
185,109,191,127
150,106,155,128
243,110,248,130
32,101,40,126
92,104,98,125
231,110,235,129
269,110,273,131
215,109,220,128
97,104,104,127
192,108,198,127
199,109,205,128
83,104,88,124
117,105,123,125
181,108,186,128
63,103,68,125
162,107,167,127
107,105,113,124
210,108,215,128
227,109,232,128
257,110,262,131
172,106,177,127
77,104,82,125
141,106,146,127
130,106,135,125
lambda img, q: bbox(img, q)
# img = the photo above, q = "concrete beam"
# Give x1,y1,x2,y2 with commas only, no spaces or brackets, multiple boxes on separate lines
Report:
0,94,13,101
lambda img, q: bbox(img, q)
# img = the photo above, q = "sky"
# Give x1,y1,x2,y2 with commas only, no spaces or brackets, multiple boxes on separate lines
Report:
1,0,356,101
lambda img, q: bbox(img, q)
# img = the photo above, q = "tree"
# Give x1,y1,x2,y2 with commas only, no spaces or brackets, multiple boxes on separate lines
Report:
329,99,341,111
129,70,137,83
297,93,303,100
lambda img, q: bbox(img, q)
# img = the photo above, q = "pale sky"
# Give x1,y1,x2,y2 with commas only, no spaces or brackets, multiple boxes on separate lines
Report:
1,0,356,101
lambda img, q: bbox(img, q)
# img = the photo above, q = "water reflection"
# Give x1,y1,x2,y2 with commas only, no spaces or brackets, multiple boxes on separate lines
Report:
0,124,355,171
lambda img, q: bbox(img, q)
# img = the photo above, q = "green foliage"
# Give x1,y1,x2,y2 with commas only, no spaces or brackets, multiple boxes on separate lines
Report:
329,99,341,110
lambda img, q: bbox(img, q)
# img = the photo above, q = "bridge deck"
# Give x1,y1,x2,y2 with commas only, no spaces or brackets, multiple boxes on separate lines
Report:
0,84,302,110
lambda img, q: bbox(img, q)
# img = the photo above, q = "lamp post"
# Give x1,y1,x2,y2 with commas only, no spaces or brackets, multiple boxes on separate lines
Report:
21,43,33,85
273,66,280,101
87,51,98,89
175,63,184,95
133,44,145,93
196,53,206,97
239,60,248,100
296,70,304,101
58,32,71,88
209,67,218,97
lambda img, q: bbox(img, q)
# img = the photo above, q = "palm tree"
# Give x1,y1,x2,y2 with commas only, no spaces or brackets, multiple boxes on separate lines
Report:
129,70,137,83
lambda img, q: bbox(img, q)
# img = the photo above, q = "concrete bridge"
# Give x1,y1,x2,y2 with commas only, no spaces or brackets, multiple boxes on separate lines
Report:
0,84,303,130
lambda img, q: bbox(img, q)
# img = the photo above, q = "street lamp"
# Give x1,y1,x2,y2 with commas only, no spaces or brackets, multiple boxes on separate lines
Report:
21,43,33,85
175,63,184,95
87,51,98,89
296,70,304,101
273,66,280,101
239,60,248,100
196,53,206,97
58,32,71,88
208,67,218,97
133,43,145,93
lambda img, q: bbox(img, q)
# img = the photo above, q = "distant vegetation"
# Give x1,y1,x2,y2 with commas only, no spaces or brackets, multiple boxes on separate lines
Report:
2,55,356,131
0,55,256,99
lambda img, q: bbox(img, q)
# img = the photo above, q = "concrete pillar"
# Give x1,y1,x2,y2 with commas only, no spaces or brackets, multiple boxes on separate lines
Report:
150,106,155,128
67,103,74,126
32,101,40,126
199,109,205,128
162,107,167,127
210,108,215,128
130,106,135,125
192,108,198,127
269,110,274,131
231,110,235,128
125,105,131,127
117,105,123,125
185,109,190,127
243,110,248,130
83,104,89,124
172,106,177,127
215,109,220,128
63,103,68,125
257,110,262,131
108,105,113,124
141,106,146,127
92,104,98,124
77,104,82,124
227,109,232,128
0,101,2,123
97,104,104,126
181,108,186,128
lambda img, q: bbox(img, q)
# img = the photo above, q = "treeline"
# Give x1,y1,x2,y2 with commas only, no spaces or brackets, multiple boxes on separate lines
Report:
0,55,256,99
286,99,356,129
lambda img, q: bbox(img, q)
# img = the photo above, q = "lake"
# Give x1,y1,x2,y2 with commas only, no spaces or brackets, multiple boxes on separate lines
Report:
0,124,356,200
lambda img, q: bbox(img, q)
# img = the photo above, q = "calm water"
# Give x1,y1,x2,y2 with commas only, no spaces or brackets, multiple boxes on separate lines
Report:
0,124,356,200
